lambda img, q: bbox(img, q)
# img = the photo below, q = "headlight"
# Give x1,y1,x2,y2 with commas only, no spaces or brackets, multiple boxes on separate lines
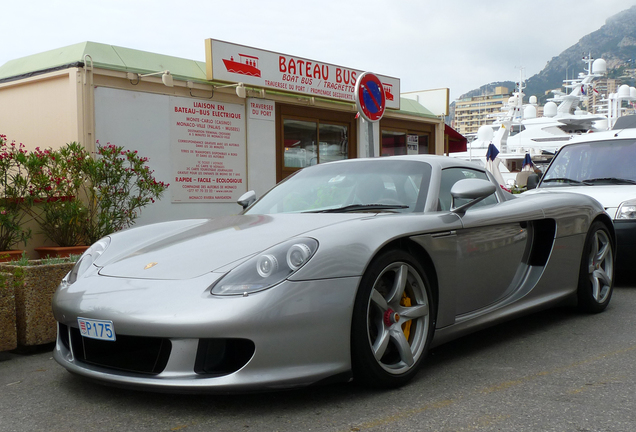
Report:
67,237,111,284
211,238,318,296
616,198,636,220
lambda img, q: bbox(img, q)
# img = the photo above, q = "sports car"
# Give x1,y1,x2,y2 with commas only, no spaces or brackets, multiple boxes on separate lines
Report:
52,155,615,392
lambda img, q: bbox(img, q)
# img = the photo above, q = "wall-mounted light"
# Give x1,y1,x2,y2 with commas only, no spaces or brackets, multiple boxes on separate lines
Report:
127,70,174,87
236,83,246,98
214,82,246,98
187,81,214,99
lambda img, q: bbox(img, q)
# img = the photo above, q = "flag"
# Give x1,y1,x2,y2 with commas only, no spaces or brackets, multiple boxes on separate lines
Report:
485,143,505,186
485,143,499,161
522,153,534,171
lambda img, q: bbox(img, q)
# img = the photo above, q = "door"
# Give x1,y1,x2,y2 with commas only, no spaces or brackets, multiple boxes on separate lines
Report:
438,167,539,315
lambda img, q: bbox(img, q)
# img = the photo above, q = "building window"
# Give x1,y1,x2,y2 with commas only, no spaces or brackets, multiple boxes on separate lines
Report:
277,104,357,182
381,129,407,156
380,118,434,157
413,134,429,154
282,119,349,168
381,129,430,156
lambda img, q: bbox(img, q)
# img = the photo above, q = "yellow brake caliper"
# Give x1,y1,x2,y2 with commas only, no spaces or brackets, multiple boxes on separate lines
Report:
401,292,412,342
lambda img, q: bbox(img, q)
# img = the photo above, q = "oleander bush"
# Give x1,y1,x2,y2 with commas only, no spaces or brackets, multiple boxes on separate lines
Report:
0,136,169,248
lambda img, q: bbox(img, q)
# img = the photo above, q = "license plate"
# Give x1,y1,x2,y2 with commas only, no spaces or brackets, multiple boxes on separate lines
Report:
78,317,116,341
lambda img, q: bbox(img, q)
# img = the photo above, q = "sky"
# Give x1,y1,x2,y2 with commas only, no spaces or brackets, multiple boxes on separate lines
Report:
2,0,636,102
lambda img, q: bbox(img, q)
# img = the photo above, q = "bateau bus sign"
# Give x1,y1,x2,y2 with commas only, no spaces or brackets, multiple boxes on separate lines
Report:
205,39,400,110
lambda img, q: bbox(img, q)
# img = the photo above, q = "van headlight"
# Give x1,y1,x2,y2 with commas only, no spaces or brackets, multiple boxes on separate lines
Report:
67,237,111,284
616,199,636,220
211,238,318,296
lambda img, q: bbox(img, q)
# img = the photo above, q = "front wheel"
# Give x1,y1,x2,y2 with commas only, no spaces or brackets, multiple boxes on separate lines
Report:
577,221,615,313
351,250,435,388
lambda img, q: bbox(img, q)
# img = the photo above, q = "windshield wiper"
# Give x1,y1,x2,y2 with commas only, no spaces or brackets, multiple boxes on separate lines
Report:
582,177,636,185
541,178,583,185
310,204,409,213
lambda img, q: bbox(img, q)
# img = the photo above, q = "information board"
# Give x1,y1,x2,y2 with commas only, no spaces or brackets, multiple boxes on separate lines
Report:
170,97,246,202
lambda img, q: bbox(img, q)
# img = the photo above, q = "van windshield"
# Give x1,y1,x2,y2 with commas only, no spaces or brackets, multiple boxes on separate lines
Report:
540,139,636,187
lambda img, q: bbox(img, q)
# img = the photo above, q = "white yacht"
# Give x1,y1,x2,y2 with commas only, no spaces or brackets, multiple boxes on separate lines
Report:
451,55,620,187
503,54,608,155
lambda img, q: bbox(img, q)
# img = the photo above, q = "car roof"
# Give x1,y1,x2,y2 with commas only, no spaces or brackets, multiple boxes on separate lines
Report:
565,118,636,147
612,115,636,130
324,154,486,172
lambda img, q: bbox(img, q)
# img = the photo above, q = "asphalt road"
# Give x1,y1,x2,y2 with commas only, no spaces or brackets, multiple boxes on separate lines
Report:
2,284,636,432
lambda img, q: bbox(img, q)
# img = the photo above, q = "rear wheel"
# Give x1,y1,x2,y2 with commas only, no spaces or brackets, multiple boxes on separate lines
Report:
351,250,434,387
577,221,614,313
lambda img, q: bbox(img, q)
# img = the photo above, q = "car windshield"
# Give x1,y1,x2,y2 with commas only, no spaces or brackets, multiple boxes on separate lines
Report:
245,160,431,214
540,139,636,187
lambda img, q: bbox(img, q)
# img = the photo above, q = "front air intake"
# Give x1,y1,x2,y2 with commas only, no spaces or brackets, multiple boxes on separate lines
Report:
194,338,255,376
69,326,171,374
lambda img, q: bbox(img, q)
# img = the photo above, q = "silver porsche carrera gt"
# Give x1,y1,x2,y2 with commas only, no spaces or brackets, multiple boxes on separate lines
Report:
52,155,615,392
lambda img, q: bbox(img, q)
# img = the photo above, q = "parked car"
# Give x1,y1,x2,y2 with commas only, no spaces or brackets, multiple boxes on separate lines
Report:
53,155,614,393
525,117,636,279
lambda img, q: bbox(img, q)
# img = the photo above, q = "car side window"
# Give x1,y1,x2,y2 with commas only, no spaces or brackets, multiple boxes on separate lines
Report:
438,167,498,211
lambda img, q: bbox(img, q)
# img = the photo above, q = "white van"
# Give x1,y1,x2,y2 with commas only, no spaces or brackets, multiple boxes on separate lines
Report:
525,116,636,280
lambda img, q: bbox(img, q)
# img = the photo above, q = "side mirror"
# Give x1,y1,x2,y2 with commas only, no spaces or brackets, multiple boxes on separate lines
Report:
237,190,256,209
450,178,496,214
526,174,539,190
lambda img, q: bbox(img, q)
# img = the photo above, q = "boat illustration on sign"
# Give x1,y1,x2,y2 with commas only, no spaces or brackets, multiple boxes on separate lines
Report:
222,54,261,77
383,83,394,101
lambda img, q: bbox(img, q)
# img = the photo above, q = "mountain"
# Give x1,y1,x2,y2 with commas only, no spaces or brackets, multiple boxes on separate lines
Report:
457,6,636,104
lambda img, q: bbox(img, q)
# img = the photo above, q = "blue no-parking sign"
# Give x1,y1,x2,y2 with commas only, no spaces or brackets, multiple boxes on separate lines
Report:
355,72,386,122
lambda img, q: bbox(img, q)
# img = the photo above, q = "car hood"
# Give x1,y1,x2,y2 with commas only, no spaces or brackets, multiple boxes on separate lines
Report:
97,213,369,280
527,184,636,218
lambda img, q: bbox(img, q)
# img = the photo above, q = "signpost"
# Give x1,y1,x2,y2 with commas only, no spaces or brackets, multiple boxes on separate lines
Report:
355,72,386,157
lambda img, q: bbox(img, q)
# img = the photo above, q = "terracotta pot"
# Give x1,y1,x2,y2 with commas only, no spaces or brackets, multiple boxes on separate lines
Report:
0,250,24,263
34,246,89,259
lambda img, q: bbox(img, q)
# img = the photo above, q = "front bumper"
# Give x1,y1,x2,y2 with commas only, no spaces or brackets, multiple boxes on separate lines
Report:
53,273,360,393
614,219,636,276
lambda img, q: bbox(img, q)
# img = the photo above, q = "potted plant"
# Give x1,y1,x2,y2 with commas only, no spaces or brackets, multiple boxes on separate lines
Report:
21,142,89,257
0,254,78,346
21,141,167,257
82,141,169,244
0,135,32,261
0,271,17,351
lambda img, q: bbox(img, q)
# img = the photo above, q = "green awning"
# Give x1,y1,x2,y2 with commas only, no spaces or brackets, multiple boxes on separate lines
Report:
0,41,207,83
0,41,439,119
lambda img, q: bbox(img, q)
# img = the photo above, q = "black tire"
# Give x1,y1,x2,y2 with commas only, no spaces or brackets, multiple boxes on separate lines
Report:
576,221,615,313
351,249,435,388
